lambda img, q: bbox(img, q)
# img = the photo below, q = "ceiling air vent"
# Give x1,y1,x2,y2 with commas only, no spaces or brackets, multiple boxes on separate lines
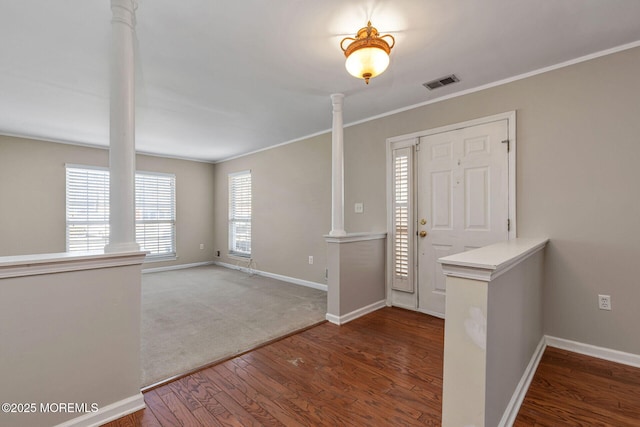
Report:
423,74,460,90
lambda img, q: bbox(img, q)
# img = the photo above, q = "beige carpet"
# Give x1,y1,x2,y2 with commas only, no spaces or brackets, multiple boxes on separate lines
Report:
141,265,327,387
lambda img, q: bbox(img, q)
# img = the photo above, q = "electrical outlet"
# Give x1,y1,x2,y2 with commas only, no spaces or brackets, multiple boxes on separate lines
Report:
199,243,204,250
598,294,611,310
355,202,364,214
308,256,313,265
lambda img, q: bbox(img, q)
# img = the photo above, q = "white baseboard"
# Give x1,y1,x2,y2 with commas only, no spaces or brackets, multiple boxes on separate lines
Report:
499,336,547,427
325,313,341,324
545,335,640,368
142,261,215,274
213,261,327,292
53,393,145,427
326,300,387,325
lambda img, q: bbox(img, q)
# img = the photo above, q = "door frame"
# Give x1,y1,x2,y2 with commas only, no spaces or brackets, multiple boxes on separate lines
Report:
385,111,517,314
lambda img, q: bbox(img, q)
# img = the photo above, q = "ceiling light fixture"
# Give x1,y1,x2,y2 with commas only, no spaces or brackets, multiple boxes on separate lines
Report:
340,21,395,84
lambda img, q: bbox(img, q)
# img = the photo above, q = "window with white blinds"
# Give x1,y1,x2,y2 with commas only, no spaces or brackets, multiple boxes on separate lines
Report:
391,147,414,292
228,170,251,257
66,167,110,252
135,172,176,257
66,165,176,258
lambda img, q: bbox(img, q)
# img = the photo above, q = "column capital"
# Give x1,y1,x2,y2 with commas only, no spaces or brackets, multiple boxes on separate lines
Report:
111,0,136,28
330,93,344,111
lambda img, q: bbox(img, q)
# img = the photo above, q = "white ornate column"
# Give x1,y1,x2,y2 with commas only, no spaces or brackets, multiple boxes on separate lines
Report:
329,93,346,237
105,0,140,253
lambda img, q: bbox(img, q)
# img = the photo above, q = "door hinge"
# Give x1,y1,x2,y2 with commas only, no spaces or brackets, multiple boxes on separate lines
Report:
502,139,510,152
416,140,421,151
507,218,511,232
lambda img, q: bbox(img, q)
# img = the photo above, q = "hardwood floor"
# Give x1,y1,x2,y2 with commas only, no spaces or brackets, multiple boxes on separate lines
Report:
105,307,445,426
515,346,640,426
104,307,640,426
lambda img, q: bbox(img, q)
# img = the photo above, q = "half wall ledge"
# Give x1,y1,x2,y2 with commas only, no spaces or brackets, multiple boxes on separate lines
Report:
439,237,549,282
0,250,147,279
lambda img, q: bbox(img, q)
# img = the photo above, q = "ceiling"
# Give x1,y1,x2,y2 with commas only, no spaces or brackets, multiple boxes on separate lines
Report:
2,1,640,163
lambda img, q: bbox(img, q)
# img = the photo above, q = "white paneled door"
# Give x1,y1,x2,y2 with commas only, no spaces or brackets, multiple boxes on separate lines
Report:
417,120,509,316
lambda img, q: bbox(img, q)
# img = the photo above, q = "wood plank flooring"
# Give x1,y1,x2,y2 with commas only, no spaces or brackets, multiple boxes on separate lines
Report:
106,307,444,426
515,346,640,426
105,307,640,426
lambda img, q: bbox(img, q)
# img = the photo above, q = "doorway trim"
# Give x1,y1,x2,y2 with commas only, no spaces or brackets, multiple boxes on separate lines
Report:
385,111,517,313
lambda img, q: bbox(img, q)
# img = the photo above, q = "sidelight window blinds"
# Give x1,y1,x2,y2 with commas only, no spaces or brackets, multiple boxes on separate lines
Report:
228,170,252,257
391,147,414,292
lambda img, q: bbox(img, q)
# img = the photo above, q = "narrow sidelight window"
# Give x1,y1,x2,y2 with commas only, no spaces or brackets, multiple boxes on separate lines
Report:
391,147,414,292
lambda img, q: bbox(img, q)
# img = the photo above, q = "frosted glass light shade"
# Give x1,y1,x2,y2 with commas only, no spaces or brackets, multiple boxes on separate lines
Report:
345,47,390,82
340,21,394,84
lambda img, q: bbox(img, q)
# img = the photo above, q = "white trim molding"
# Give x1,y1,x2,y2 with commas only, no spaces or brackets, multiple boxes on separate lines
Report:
324,231,387,244
0,251,147,279
326,300,386,325
386,111,519,311
53,393,145,427
143,261,215,274
6,40,639,166
387,111,517,242
546,336,640,368
214,261,327,292
498,337,547,426
214,40,640,165
439,238,548,282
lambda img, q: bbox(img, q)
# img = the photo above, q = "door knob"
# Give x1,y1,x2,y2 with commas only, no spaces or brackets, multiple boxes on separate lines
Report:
419,230,428,237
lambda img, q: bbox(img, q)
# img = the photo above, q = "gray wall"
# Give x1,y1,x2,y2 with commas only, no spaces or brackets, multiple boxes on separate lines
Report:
337,46,640,354
486,248,545,426
212,133,331,285
0,136,216,268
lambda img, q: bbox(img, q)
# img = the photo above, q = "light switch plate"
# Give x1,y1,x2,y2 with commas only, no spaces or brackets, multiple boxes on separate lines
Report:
355,202,364,213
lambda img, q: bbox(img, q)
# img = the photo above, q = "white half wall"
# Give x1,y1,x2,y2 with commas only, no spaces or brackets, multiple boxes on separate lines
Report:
440,238,547,427
325,232,387,323
0,251,146,427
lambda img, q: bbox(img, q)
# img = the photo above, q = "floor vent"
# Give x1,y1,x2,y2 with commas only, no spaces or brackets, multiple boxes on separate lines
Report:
423,74,460,90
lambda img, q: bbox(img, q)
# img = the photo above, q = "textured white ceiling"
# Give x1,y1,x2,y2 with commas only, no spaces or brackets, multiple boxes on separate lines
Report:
1,0,640,162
